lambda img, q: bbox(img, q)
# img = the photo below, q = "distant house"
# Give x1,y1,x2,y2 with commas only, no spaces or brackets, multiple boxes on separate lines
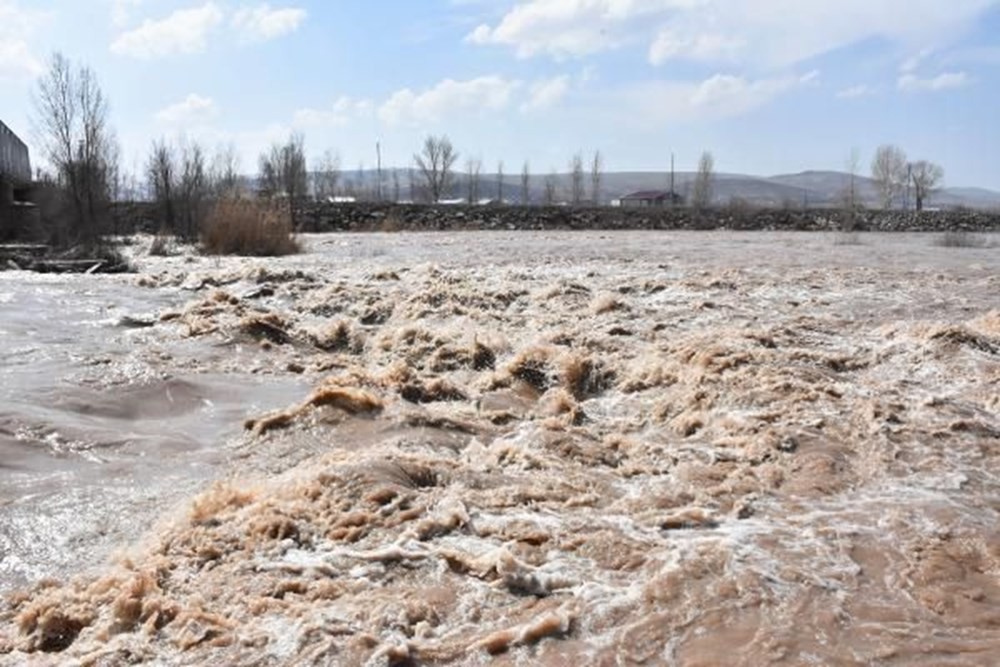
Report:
620,190,683,208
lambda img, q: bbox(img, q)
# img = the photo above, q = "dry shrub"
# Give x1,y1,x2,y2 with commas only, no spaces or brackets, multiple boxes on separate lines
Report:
201,200,301,257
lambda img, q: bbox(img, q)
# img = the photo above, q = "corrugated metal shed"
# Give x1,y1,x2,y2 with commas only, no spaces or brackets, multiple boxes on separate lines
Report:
0,120,31,184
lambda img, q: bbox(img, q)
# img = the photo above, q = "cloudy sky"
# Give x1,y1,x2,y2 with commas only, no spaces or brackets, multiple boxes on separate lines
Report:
1,0,999,188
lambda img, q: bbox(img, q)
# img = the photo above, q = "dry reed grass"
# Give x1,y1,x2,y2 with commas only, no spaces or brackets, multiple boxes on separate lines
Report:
201,200,301,257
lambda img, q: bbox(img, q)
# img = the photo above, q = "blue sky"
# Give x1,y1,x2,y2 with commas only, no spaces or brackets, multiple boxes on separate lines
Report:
2,0,999,188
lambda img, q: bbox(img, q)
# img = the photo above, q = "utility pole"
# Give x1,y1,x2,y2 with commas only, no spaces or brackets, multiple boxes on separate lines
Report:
375,141,383,202
670,152,676,206
904,162,912,211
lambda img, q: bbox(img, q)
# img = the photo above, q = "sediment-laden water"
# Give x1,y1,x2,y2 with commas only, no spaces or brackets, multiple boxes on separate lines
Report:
1,232,997,666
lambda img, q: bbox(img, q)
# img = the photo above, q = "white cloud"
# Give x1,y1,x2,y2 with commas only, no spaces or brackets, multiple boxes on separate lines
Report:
293,96,373,127
900,48,934,73
621,70,817,125
469,0,996,68
521,75,571,112
836,84,874,99
110,0,143,27
691,71,817,115
0,1,48,80
466,0,677,59
232,4,306,42
378,76,520,125
0,40,44,81
155,94,219,124
649,30,745,65
111,3,224,59
945,45,1000,67
897,71,971,93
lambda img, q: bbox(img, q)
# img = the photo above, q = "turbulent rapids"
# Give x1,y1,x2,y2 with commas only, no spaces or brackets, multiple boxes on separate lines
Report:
1,231,998,666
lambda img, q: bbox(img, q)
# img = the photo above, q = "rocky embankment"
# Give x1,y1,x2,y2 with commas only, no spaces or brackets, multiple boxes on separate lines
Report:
294,202,1000,233
111,202,1000,235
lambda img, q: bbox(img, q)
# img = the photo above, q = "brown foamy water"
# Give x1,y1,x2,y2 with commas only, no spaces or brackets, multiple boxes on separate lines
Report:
1,231,998,666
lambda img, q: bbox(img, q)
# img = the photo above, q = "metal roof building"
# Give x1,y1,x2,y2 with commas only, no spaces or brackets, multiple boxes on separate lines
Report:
0,120,31,184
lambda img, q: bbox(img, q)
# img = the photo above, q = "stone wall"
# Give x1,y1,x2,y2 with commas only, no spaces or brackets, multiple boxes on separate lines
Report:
115,201,1000,236
294,202,1000,234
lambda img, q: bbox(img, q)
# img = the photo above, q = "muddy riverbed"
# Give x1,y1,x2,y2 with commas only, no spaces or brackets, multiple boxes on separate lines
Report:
0,231,997,666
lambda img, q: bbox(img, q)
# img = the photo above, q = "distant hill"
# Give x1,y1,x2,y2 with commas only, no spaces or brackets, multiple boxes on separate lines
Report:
318,168,1000,210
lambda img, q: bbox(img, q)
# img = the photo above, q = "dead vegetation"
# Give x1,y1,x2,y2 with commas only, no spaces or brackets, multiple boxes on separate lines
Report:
200,200,301,257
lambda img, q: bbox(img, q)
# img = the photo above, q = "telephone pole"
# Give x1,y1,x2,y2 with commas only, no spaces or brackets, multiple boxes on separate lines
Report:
670,152,676,206
376,141,383,202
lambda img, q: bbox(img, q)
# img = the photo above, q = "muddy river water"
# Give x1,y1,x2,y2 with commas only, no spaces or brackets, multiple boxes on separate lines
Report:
0,231,997,665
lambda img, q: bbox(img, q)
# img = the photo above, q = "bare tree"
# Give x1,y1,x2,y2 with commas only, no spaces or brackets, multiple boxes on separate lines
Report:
521,161,530,205
569,153,585,205
839,147,862,229
496,160,504,204
871,144,908,210
119,155,142,203
692,151,715,210
313,149,340,201
33,53,118,242
465,157,482,204
177,139,208,238
414,135,458,203
259,132,308,228
910,160,944,212
146,138,208,238
544,171,558,206
210,143,241,198
392,169,401,203
590,150,603,205
147,139,176,233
